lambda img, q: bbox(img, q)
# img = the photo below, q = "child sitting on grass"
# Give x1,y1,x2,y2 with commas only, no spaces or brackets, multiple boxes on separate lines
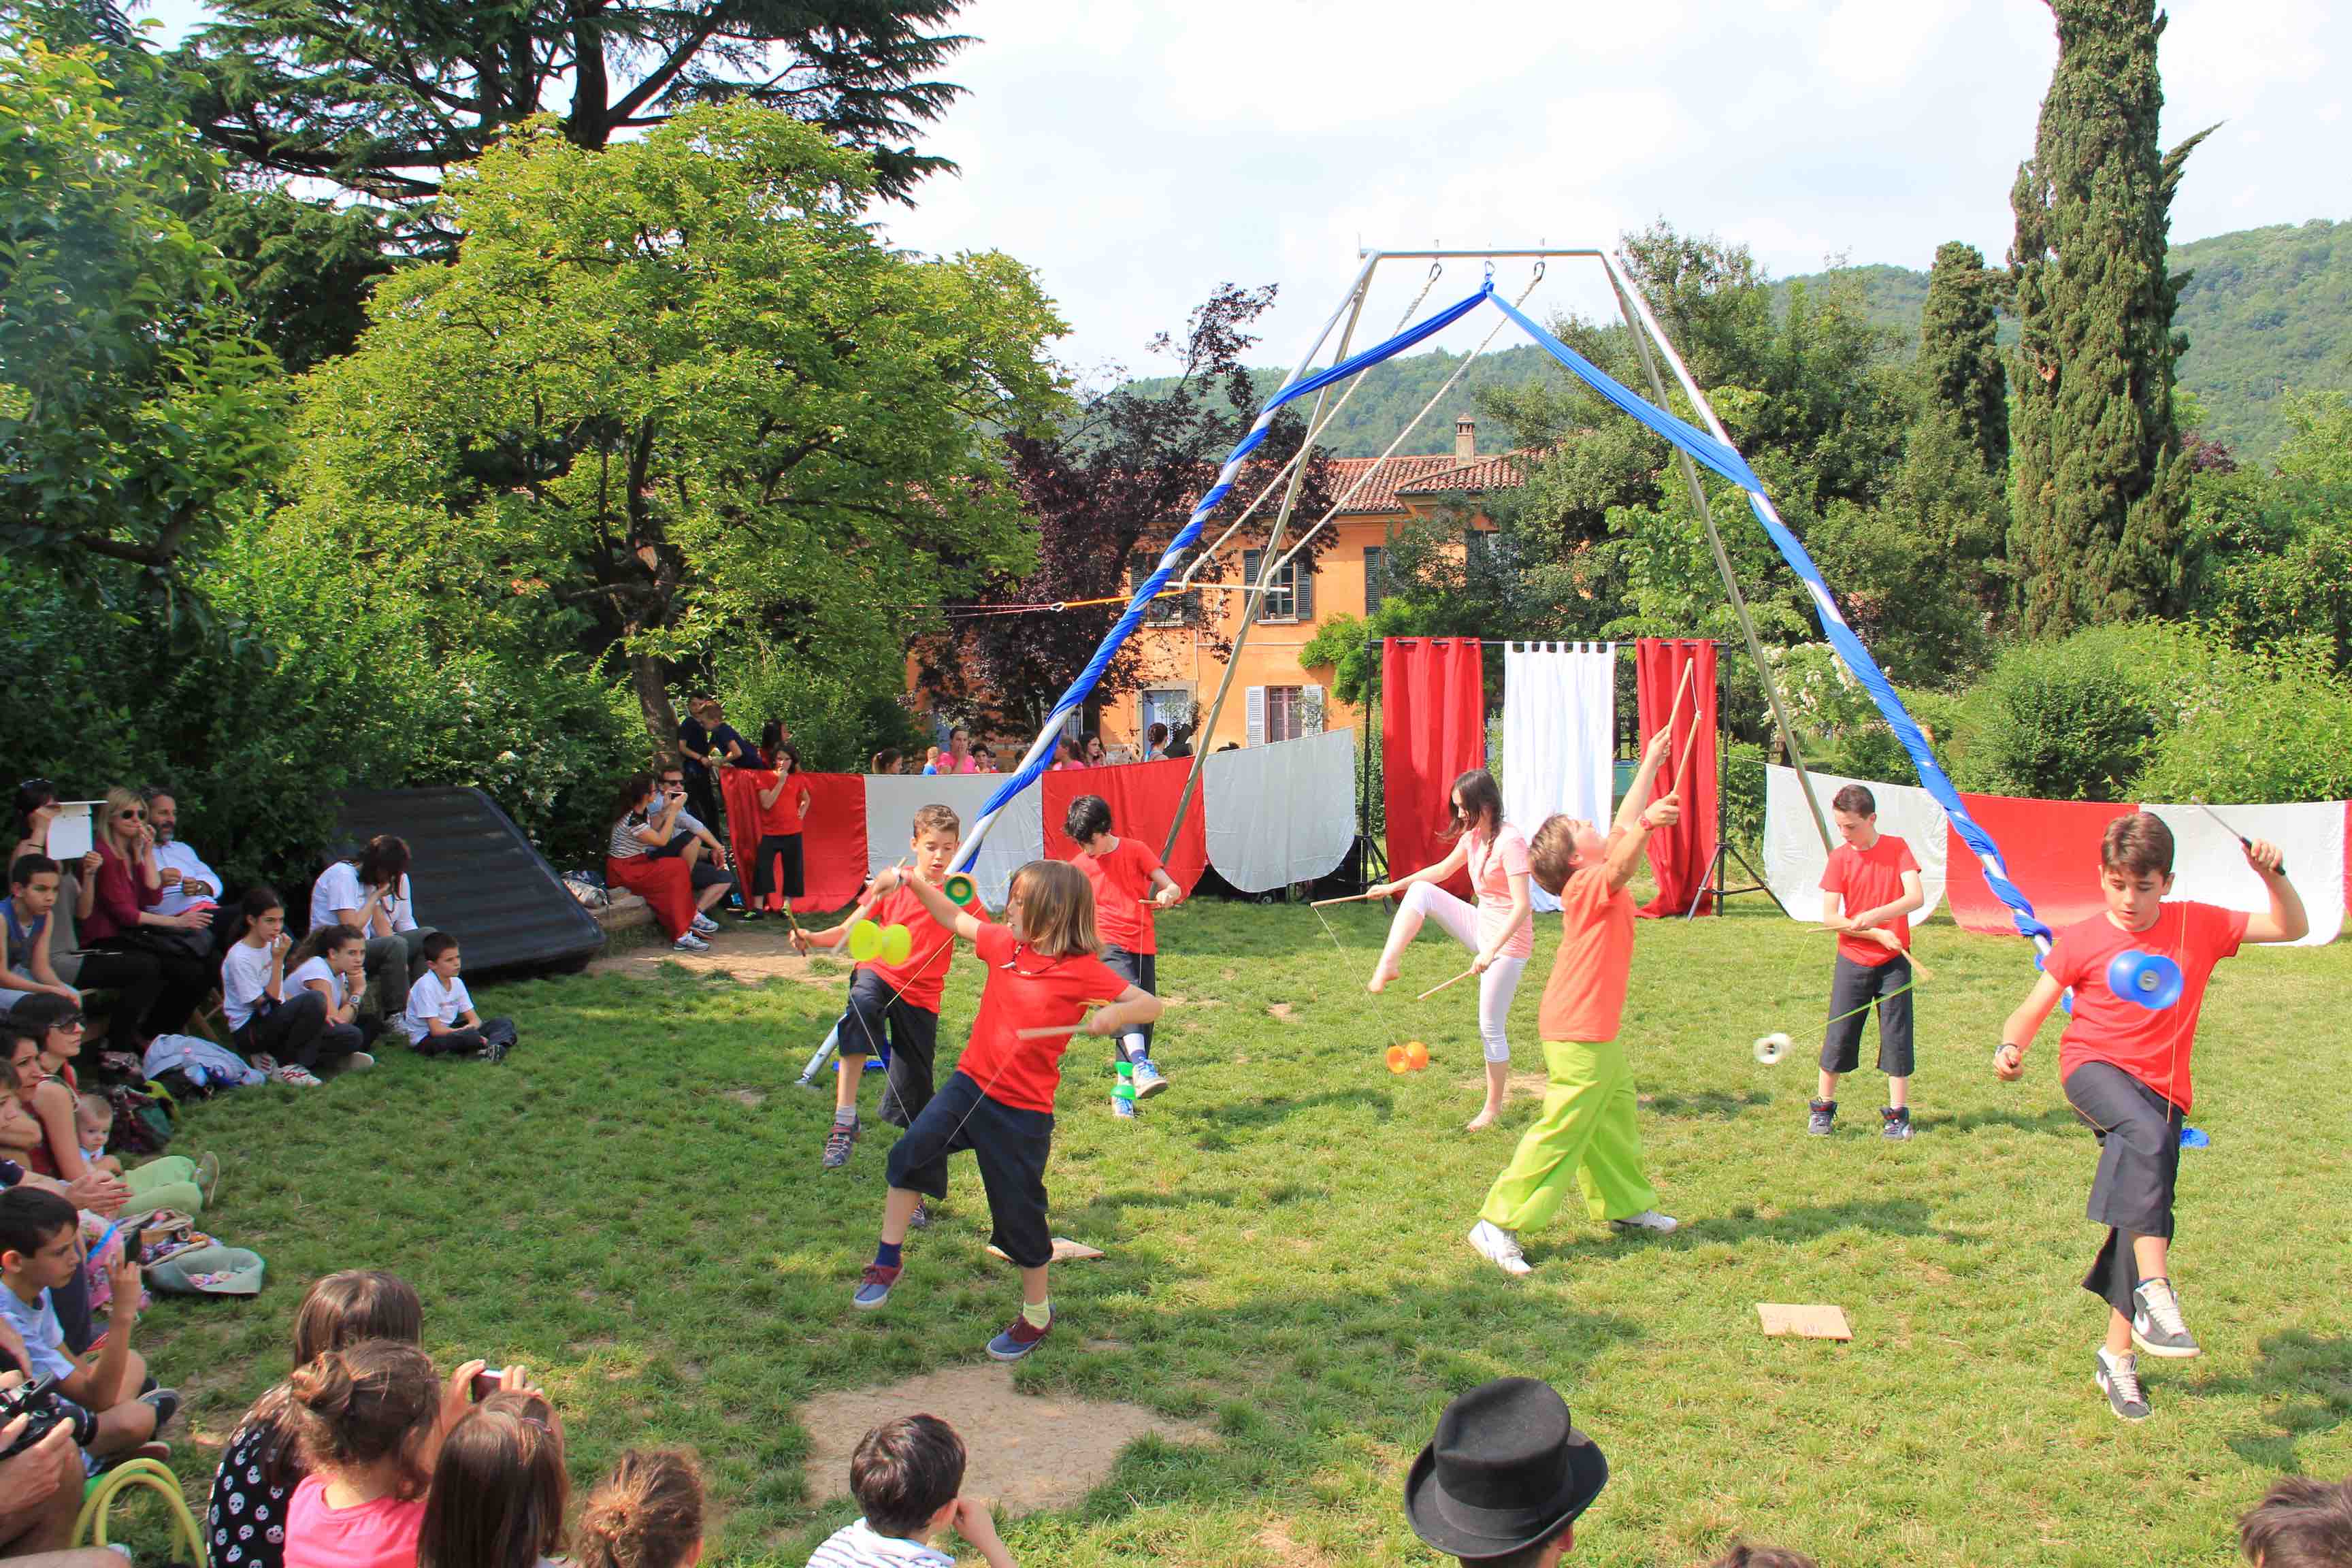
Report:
1995,811,2305,1424
2238,1473,2352,1567
419,1387,565,1568
805,1414,1015,1568
849,860,1160,1360
0,1186,174,1457
74,1094,118,1175
793,805,964,1177
574,1451,703,1568
223,886,359,1087
402,936,517,1062
287,921,382,1064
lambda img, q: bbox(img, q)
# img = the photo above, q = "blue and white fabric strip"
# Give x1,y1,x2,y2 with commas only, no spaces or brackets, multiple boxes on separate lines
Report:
961,283,1498,840
1489,293,2050,948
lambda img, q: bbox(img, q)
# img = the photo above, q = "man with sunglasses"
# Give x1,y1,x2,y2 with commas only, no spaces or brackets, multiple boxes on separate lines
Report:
648,768,737,915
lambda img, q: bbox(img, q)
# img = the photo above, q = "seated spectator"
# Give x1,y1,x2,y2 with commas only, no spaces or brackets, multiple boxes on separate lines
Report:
0,859,77,1016
649,768,736,889
1704,1549,1818,1568
0,1057,127,1220
80,789,212,1041
419,1386,563,1568
310,836,439,1026
282,1341,486,1568
209,1270,426,1568
870,749,902,776
806,1414,1015,1568
1083,735,1109,768
223,888,364,1087
288,922,385,1054
402,935,516,1062
574,1451,703,1568
919,747,942,777
142,789,223,931
2240,1474,2352,1566
5,1004,208,1218
0,1188,172,1458
1,852,159,1060
1405,1377,1607,1568
0,1332,101,1558
606,775,723,954
1145,721,1169,761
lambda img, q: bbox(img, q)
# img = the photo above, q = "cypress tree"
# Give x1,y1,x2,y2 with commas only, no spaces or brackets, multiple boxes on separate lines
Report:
2008,0,2211,634
1918,242,2009,474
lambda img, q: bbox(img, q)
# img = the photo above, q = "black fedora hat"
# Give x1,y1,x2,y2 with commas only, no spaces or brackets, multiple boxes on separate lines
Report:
1405,1378,1608,1560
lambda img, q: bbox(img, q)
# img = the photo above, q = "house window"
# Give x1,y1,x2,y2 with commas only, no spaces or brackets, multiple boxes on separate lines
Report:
1240,549,1311,623
1363,546,1387,614
1132,549,1195,626
1266,685,1305,744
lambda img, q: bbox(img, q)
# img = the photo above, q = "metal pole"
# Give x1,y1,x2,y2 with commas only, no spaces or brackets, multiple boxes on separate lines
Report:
1362,247,1608,261
1601,259,1834,855
1162,270,1377,864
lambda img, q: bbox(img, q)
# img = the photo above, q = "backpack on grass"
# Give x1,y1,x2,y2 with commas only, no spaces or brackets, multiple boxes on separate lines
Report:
105,1082,176,1157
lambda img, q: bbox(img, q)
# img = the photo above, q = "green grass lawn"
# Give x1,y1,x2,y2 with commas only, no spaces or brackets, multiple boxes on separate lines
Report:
136,898,2351,1567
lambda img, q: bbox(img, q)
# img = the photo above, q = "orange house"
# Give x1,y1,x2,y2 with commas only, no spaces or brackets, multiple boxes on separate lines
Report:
1100,415,1527,755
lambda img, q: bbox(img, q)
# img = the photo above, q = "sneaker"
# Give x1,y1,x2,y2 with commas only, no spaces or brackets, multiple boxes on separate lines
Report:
986,1313,1053,1361
851,1263,899,1309
2131,1278,2201,1359
248,1053,279,1074
1610,1209,1680,1235
907,1201,931,1231
1130,1058,1170,1099
272,1065,323,1088
1880,1106,1914,1141
672,931,710,953
1468,1220,1533,1277
1111,1092,1137,1120
690,913,719,934
822,1120,858,1169
1808,1098,1837,1136
139,1386,181,1433
2095,1345,2151,1422
342,1052,376,1074
476,1039,510,1065
740,908,765,922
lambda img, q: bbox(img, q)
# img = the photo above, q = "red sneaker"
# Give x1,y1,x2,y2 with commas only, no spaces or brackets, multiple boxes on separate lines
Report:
986,1311,1052,1361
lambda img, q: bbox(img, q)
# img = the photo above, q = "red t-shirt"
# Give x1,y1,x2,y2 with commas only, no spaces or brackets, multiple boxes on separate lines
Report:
954,921,1127,1114
1077,837,1164,955
2046,901,2247,1113
1536,858,1637,1044
756,771,804,834
1820,834,1921,968
859,883,959,1014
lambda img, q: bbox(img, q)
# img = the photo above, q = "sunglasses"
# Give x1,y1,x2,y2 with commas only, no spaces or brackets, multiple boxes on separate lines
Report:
116,808,144,820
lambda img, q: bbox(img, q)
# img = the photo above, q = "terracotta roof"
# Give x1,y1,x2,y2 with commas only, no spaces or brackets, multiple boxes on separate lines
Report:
1325,451,1530,514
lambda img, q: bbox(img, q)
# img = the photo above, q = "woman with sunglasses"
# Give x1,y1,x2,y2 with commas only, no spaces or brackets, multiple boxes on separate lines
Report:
79,787,213,1041
1363,768,1535,1131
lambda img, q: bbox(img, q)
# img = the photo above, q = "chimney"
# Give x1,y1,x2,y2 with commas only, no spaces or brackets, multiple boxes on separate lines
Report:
1454,414,1476,463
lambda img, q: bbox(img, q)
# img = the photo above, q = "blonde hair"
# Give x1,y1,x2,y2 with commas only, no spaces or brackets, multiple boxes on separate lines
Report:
1009,860,1096,958
574,1450,703,1568
911,803,960,840
101,787,144,846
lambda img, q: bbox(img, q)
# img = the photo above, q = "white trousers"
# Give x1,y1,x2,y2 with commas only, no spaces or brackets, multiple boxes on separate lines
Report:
1386,882,1529,1063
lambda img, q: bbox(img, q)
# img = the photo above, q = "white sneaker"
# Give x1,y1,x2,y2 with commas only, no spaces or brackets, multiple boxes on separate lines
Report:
342,1052,376,1073
690,913,719,934
673,932,710,953
273,1065,323,1088
1468,1220,1533,1277
1610,1209,1680,1234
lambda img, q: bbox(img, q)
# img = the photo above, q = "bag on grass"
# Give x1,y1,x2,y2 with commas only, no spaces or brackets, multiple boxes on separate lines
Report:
144,1243,265,1296
105,1083,176,1157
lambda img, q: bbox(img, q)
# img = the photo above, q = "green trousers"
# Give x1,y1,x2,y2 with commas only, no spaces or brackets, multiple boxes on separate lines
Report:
1479,1038,1658,1231
119,1156,203,1220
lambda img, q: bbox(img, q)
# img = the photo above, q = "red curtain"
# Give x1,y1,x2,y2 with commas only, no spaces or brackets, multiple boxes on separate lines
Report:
1042,759,1208,893
1944,792,2136,935
1382,638,1484,897
1635,638,1718,918
715,770,868,911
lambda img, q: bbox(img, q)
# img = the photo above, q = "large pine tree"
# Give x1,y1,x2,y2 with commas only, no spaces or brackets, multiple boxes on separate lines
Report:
1918,241,2009,474
2009,0,2210,634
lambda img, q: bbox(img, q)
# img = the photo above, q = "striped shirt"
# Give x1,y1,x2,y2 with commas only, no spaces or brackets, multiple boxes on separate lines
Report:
804,1520,952,1568
608,813,650,860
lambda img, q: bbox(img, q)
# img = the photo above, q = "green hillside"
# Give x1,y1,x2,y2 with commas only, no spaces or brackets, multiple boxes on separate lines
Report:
1126,219,2351,463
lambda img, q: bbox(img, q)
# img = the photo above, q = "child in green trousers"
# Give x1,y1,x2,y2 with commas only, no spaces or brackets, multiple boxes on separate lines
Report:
1469,728,1681,1277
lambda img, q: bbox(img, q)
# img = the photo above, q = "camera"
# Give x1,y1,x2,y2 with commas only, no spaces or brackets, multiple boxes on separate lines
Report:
0,1377,99,1459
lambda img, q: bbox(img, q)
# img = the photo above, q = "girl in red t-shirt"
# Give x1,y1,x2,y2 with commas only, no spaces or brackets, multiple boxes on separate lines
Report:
1995,811,2306,1424
847,859,1160,1362
743,746,811,917
1064,794,1183,1117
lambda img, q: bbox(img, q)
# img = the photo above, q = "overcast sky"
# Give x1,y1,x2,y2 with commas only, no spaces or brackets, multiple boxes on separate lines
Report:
140,0,2348,379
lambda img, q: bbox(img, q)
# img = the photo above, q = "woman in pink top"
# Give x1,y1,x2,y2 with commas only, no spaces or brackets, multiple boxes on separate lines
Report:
943,727,982,775
1365,768,1535,1129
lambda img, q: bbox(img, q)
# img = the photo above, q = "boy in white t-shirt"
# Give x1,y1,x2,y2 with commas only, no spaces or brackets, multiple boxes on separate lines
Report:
804,1415,1015,1568
402,934,517,1061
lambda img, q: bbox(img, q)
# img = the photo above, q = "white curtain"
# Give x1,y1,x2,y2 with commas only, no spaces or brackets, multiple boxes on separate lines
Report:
861,774,1042,909
1501,643,1615,913
1201,730,1357,894
2144,801,2344,947
1763,765,1950,924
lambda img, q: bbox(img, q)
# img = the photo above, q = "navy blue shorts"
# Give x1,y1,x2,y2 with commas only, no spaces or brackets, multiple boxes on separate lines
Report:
885,1072,1054,1269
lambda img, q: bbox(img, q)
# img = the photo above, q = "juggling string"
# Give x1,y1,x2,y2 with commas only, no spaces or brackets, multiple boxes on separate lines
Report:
941,282,1499,877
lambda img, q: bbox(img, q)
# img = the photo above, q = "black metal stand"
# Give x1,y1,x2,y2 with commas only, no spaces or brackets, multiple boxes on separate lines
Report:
1680,650,1783,918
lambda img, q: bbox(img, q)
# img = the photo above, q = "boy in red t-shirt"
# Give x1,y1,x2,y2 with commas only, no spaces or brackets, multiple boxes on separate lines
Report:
793,804,964,1178
1808,784,1927,1141
1064,795,1182,1117
1468,727,1681,1279
1996,811,2306,1422
850,858,1161,1360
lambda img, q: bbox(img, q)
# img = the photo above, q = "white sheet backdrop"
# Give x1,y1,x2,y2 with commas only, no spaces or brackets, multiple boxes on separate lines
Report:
1763,765,1951,924
861,773,1042,909
1501,643,1616,913
2144,801,2345,947
1201,729,1357,894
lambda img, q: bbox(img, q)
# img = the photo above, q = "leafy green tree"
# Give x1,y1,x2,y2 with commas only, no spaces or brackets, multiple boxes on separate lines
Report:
2008,0,2211,633
264,103,1063,759
0,33,289,581
1918,241,2008,473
